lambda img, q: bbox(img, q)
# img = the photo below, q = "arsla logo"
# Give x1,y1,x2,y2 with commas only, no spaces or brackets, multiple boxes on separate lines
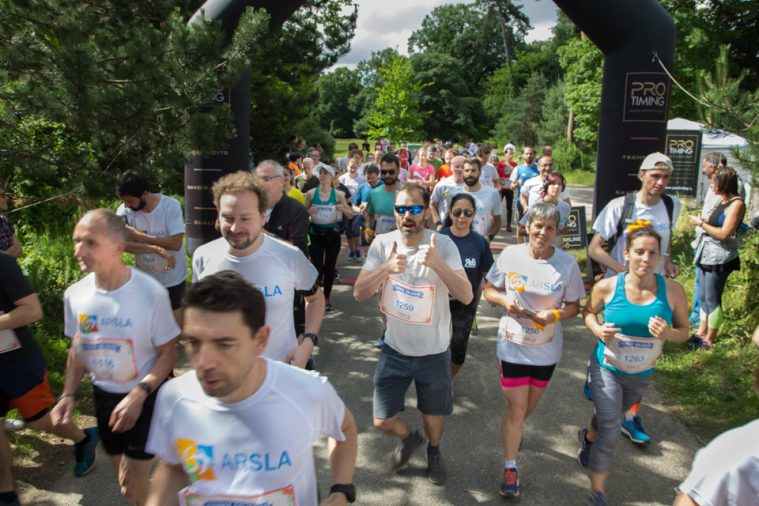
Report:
177,439,216,482
629,81,667,107
507,272,527,292
78,314,98,334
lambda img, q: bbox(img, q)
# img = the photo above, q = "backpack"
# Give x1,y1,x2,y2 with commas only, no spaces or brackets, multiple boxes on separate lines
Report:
587,192,674,284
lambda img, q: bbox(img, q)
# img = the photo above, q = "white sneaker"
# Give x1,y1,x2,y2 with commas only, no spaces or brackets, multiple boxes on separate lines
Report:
4,419,24,432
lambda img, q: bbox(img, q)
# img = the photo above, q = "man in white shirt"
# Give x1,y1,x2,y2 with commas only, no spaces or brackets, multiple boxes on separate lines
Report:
354,183,472,486
519,155,571,210
51,209,180,505
192,171,325,369
463,158,502,243
477,147,500,189
429,155,465,229
116,170,186,317
146,271,358,506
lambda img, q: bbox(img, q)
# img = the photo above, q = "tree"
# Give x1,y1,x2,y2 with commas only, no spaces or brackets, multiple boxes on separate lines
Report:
365,55,426,143
537,81,569,146
315,67,361,138
352,48,400,138
491,72,548,147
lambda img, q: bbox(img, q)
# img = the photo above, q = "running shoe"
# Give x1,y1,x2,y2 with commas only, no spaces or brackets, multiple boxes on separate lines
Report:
325,300,333,312
4,419,24,432
621,415,651,445
74,427,99,477
347,251,355,260
426,446,446,485
687,334,704,351
587,491,607,506
577,427,592,467
390,430,424,471
353,250,362,262
333,270,341,280
499,467,520,498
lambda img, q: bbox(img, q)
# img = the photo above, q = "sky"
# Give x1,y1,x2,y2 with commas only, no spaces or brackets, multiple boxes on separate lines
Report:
333,0,559,69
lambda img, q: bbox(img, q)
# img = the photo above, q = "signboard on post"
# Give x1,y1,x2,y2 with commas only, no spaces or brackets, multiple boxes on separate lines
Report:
665,129,702,197
562,206,588,250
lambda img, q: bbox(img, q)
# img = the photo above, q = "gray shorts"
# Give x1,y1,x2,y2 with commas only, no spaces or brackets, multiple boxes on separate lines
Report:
373,344,452,419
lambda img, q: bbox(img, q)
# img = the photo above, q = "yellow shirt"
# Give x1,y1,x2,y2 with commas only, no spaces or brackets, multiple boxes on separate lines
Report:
287,187,306,206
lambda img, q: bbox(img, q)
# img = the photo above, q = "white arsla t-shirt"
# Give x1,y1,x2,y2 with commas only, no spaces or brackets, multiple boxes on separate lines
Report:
430,180,464,223
363,230,463,356
117,194,187,288
480,163,498,187
64,268,180,394
521,176,571,208
465,185,501,237
338,173,366,197
192,235,319,362
486,243,585,366
678,418,759,506
146,360,346,506
592,193,681,276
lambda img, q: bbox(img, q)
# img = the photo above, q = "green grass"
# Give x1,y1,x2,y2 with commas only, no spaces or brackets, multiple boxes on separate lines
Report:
334,138,363,158
562,169,595,186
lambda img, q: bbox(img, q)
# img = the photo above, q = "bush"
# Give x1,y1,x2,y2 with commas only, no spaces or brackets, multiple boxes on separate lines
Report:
552,140,593,172
292,117,336,162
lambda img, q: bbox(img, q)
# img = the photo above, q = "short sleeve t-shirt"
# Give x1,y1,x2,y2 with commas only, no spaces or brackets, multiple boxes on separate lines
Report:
63,268,180,393
522,176,571,208
409,164,435,185
362,230,463,356
678,418,759,506
438,228,494,299
353,182,382,205
117,194,187,288
146,360,346,506
430,180,464,223
486,243,585,366
366,186,398,234
338,173,366,197
480,163,499,187
514,163,539,194
465,185,502,237
0,253,39,363
192,236,319,362
592,193,681,276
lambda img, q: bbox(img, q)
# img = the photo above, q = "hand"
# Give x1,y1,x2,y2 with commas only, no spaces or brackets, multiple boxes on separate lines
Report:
529,309,557,327
648,316,670,340
594,322,622,343
359,203,367,215
125,225,144,243
108,390,146,433
664,258,680,278
156,247,176,270
308,206,319,216
285,342,311,369
502,295,526,317
688,215,703,227
384,241,407,274
418,234,441,270
50,396,76,427
320,492,349,506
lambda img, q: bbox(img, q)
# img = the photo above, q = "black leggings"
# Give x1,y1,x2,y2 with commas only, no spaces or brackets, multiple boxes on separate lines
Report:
500,188,514,227
309,226,341,299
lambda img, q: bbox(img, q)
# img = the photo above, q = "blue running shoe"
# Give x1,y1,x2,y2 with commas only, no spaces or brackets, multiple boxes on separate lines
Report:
74,427,98,477
577,427,592,467
621,415,651,445
499,467,520,498
587,491,606,505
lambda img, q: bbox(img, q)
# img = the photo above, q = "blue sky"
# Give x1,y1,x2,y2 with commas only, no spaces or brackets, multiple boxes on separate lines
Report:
334,0,559,68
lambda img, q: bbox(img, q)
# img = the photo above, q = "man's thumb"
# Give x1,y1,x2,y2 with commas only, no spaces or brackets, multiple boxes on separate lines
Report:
430,233,437,248
391,241,398,255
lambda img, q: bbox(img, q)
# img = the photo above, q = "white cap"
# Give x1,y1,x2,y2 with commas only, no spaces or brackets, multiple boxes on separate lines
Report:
316,163,335,176
503,143,516,152
639,152,674,172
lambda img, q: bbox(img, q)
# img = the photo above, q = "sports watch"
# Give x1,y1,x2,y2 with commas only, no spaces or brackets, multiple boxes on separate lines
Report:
303,332,319,347
329,483,356,503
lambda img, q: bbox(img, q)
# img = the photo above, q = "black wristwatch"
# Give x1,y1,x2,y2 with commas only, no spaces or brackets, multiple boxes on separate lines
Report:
136,381,153,396
329,483,356,503
303,332,319,347
488,233,496,242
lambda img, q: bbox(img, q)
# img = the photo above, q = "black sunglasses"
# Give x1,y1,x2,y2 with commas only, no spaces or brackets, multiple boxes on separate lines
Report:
452,209,474,218
394,205,424,215
380,170,397,175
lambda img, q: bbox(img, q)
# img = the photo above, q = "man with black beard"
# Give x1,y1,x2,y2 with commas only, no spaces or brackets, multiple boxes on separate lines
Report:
462,158,502,244
116,170,186,316
365,153,403,241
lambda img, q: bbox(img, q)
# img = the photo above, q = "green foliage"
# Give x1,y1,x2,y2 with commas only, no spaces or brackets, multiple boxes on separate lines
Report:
537,82,569,147
551,139,593,174
292,118,336,162
315,68,362,138
365,55,427,143
558,35,603,151
490,72,547,146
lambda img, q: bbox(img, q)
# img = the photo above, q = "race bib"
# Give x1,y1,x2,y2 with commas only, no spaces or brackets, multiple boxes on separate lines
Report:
74,336,139,383
502,315,555,346
472,213,489,236
375,215,396,234
311,204,337,225
0,312,21,354
136,253,169,271
179,485,296,506
380,277,435,325
603,334,663,374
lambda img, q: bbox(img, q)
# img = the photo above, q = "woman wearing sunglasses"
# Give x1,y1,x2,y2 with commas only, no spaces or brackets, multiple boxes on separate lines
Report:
484,202,585,499
439,193,493,378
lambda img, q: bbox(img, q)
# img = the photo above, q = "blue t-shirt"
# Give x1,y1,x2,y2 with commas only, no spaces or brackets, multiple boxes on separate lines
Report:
514,163,538,195
366,185,396,217
439,227,494,301
353,181,383,205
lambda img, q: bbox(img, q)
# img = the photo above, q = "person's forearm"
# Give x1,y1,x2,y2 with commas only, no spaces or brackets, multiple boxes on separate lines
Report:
124,241,166,255
483,285,507,307
557,301,580,320
128,233,183,251
138,340,177,391
519,194,528,211
61,347,87,396
588,241,626,273
0,301,42,330
489,216,501,238
304,291,325,335
145,462,186,506
435,266,472,305
354,267,389,301
429,202,440,225
330,410,357,485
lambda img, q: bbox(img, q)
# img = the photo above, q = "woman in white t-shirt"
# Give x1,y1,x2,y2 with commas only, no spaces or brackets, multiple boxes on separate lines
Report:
520,172,570,247
484,202,585,499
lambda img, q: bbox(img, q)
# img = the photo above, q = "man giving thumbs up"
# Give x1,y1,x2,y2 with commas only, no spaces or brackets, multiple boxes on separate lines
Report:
354,182,472,486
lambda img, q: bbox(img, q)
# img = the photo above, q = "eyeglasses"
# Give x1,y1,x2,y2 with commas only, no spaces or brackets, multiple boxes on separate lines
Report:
380,170,396,175
259,175,281,182
451,209,474,218
394,205,424,215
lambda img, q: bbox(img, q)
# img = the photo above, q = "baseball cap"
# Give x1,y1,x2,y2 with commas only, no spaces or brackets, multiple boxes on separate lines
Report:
317,163,335,176
503,143,516,152
639,152,674,172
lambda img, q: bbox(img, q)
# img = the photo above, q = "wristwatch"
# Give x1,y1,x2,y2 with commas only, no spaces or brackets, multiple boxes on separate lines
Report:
303,332,319,347
136,381,153,396
329,483,356,503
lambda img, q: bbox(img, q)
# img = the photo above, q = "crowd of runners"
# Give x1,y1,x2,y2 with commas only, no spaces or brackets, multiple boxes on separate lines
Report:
0,139,757,506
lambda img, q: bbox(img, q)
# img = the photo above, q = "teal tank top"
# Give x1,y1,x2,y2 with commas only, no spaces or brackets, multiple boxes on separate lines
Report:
595,273,672,376
311,187,338,229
